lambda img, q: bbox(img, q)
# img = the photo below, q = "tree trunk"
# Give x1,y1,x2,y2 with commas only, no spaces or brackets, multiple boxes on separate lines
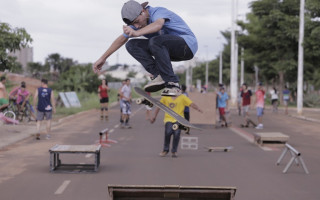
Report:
279,71,284,105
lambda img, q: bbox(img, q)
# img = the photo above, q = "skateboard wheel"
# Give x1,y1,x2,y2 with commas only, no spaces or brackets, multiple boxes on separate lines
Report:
185,127,190,133
149,103,153,108
136,98,143,105
172,124,179,130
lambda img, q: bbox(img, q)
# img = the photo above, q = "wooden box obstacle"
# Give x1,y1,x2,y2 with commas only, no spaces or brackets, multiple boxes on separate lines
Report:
49,144,101,173
108,185,237,200
254,132,289,146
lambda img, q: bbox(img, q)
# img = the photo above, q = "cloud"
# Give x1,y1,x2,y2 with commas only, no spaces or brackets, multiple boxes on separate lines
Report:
0,0,252,65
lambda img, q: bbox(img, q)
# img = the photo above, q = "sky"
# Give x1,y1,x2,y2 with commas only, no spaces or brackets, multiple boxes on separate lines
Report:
1,0,253,66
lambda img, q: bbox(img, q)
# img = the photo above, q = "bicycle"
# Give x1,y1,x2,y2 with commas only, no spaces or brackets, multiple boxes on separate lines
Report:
0,104,17,125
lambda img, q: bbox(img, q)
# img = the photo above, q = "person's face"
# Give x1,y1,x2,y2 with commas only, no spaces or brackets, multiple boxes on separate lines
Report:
102,80,106,85
131,10,148,29
242,85,247,90
126,80,130,85
21,87,25,92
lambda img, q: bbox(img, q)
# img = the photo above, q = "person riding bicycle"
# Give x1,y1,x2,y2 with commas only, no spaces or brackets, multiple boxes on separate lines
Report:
9,81,36,120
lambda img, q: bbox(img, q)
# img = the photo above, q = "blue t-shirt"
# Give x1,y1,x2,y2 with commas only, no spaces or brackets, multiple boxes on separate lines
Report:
283,89,290,101
217,92,229,108
37,87,52,112
123,6,198,55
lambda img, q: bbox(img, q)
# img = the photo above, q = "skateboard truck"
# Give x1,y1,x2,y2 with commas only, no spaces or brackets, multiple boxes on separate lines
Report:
172,123,190,133
136,98,153,108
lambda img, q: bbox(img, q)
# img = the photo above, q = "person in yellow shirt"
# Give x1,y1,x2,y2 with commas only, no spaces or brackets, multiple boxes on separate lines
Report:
151,95,202,158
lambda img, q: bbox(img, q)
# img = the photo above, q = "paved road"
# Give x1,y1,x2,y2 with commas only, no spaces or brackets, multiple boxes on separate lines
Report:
0,102,319,200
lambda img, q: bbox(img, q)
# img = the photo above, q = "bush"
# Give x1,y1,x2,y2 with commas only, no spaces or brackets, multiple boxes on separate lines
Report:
303,93,320,108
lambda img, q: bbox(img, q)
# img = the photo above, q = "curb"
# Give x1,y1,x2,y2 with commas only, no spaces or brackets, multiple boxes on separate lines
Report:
0,101,120,150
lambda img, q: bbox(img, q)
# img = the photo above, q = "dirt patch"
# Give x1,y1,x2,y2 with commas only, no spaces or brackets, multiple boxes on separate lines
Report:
0,72,41,95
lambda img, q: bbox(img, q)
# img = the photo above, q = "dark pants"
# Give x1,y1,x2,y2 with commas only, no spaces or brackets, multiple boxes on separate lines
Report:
125,35,194,83
163,122,181,153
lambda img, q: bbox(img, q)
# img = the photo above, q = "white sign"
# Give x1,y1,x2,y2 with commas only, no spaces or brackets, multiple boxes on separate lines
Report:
64,92,81,108
58,92,71,108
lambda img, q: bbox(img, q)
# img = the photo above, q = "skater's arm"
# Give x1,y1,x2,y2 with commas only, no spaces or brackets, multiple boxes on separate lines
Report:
150,107,160,123
190,103,203,113
93,35,128,73
123,18,165,37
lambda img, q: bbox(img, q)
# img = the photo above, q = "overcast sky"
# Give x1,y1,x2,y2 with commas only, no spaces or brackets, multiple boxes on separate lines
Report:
1,0,253,66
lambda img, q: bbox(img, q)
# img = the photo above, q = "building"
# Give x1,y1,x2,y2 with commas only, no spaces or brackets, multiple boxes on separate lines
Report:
8,46,33,73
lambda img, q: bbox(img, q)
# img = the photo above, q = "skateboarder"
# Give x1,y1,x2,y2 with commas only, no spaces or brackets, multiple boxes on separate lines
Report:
217,87,229,127
240,83,252,127
92,0,198,96
33,79,56,140
181,84,190,121
255,82,265,129
120,78,132,128
150,95,202,158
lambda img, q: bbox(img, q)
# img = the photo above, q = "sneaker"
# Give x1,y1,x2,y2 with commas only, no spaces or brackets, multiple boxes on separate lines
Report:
36,133,40,140
159,151,168,157
144,75,165,92
46,134,51,140
125,124,132,129
172,152,178,158
161,82,182,96
255,124,263,129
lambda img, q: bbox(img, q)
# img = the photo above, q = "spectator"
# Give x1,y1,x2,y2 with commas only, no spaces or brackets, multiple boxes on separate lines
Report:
33,79,56,140
255,82,265,129
283,86,290,115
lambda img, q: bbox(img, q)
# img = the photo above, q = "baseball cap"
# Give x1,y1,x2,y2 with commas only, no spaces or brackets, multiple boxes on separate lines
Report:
121,1,148,25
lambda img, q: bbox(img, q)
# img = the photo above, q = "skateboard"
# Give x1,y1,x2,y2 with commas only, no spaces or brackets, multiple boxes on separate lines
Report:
241,118,257,128
134,87,202,133
205,146,233,152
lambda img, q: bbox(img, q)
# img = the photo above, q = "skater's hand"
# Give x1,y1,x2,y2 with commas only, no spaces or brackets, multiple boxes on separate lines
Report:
123,25,139,37
150,117,156,124
92,58,106,73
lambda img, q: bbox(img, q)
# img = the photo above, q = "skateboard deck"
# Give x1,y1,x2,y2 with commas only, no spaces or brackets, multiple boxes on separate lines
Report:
134,87,202,133
205,146,233,152
241,118,257,128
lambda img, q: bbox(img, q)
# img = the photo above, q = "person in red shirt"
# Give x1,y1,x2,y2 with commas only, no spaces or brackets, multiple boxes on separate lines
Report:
240,83,252,127
98,79,109,120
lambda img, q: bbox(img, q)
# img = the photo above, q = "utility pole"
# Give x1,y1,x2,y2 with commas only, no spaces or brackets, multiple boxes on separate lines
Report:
240,48,244,85
219,52,223,84
205,45,209,88
230,0,238,106
297,0,305,115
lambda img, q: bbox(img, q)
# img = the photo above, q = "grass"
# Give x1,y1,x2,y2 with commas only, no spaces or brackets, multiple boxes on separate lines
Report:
54,87,143,118
55,89,119,118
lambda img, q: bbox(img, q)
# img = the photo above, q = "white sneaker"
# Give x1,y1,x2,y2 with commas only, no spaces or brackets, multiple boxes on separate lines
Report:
161,82,182,96
255,124,263,129
46,134,51,140
143,75,165,92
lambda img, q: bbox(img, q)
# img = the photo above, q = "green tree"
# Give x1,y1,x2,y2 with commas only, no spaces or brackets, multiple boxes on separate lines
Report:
0,22,32,71
237,0,320,94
